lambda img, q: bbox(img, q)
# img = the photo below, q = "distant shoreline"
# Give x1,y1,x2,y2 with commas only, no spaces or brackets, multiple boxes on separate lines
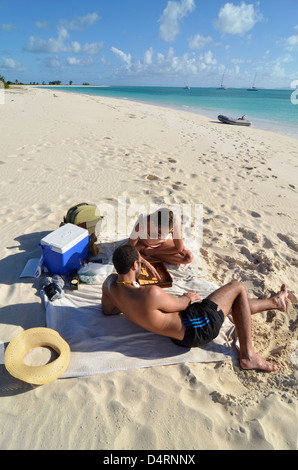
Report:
32,85,298,141
8,83,295,91
28,84,110,88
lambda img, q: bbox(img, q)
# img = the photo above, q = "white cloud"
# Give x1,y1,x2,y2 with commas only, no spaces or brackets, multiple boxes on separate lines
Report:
25,26,103,56
1,57,26,71
25,27,69,53
159,0,196,42
143,47,154,66
66,56,94,66
188,34,212,50
44,56,64,70
111,47,132,67
200,50,217,65
101,55,111,66
1,24,17,32
255,53,298,86
35,21,50,30
83,42,104,55
71,41,82,54
214,2,262,35
271,61,286,79
24,13,101,55
60,13,99,31
110,45,219,80
284,25,298,49
231,58,247,65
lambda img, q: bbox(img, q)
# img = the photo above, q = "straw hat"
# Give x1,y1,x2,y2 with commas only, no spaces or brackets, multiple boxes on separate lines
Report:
4,328,70,385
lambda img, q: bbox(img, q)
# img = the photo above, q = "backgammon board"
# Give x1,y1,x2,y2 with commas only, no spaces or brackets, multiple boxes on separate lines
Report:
138,260,173,288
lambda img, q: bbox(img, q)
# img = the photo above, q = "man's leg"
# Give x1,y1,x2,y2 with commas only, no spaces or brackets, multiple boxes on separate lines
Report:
247,284,287,314
207,281,287,317
206,281,283,371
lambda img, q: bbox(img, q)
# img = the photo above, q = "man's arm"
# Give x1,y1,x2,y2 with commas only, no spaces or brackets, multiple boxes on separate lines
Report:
102,276,122,316
127,231,161,280
102,290,122,315
149,286,201,313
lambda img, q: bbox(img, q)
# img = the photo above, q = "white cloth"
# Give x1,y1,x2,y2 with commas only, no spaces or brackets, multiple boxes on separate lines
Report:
45,240,237,378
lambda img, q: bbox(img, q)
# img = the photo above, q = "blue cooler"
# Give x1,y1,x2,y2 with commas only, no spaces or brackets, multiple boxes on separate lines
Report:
40,223,89,276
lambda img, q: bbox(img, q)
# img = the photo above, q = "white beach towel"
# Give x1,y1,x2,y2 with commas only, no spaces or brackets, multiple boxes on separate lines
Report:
45,240,237,378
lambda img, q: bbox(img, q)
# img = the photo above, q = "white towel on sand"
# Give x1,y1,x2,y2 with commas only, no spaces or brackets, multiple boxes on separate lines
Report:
45,241,237,378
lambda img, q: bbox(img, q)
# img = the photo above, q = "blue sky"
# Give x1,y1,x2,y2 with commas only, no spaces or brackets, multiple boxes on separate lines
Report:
1,0,298,88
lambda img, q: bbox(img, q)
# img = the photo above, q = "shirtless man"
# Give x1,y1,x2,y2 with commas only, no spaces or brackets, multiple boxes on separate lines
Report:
102,245,288,372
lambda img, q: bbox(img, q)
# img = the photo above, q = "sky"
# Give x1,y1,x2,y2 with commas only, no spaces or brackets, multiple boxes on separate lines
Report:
0,0,298,88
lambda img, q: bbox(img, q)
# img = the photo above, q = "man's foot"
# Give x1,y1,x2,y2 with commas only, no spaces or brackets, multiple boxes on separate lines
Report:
272,284,288,311
240,352,280,372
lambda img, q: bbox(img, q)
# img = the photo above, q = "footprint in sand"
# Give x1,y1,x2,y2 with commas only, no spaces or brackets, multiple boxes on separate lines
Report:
277,233,298,252
146,174,159,181
239,227,259,243
250,211,261,218
179,364,199,388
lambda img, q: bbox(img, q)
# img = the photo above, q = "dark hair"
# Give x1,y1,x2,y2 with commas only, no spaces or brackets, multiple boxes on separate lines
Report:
156,208,174,230
112,245,139,274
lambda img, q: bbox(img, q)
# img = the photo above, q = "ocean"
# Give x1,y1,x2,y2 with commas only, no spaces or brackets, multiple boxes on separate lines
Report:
43,86,298,139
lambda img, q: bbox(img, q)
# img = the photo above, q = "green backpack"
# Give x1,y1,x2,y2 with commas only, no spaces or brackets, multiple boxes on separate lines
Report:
61,203,102,234
60,203,103,256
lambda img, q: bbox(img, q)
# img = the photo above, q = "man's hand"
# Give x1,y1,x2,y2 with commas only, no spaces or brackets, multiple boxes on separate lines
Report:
182,291,202,305
144,260,161,280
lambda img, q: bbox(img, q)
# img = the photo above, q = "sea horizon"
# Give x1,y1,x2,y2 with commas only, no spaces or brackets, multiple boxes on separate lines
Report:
38,85,298,139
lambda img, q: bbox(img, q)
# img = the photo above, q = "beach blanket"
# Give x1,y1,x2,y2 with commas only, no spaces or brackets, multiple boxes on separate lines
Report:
45,240,237,378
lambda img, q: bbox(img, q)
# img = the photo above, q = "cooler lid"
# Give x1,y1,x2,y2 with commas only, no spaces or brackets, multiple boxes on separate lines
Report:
40,223,88,253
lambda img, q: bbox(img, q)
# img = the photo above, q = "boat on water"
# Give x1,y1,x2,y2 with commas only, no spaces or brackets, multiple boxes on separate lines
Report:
217,74,227,90
218,114,251,126
247,73,258,91
184,85,190,89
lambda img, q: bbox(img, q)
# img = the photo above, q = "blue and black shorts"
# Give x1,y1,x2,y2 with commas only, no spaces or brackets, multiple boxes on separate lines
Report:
172,298,224,348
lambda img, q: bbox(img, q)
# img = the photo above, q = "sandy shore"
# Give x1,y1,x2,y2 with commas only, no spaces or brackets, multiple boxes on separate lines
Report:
0,85,297,450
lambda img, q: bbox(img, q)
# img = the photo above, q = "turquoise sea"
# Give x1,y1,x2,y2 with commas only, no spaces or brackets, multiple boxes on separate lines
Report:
43,86,298,139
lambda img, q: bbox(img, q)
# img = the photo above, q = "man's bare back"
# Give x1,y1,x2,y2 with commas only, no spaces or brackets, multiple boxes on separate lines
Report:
102,273,200,341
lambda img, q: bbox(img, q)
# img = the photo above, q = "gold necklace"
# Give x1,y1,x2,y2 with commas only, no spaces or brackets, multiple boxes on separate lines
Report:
116,281,140,288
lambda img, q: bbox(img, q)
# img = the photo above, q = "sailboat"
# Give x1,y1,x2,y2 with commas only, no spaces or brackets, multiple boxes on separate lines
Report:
247,73,258,91
218,74,227,90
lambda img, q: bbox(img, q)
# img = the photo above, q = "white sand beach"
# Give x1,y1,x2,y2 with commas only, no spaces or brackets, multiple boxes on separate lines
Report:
0,86,297,450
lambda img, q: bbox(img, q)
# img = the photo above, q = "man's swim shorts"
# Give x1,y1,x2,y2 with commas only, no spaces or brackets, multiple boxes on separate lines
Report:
171,299,224,348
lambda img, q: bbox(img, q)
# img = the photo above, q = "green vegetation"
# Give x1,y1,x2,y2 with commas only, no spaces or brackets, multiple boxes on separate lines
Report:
0,78,94,87
0,75,9,89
